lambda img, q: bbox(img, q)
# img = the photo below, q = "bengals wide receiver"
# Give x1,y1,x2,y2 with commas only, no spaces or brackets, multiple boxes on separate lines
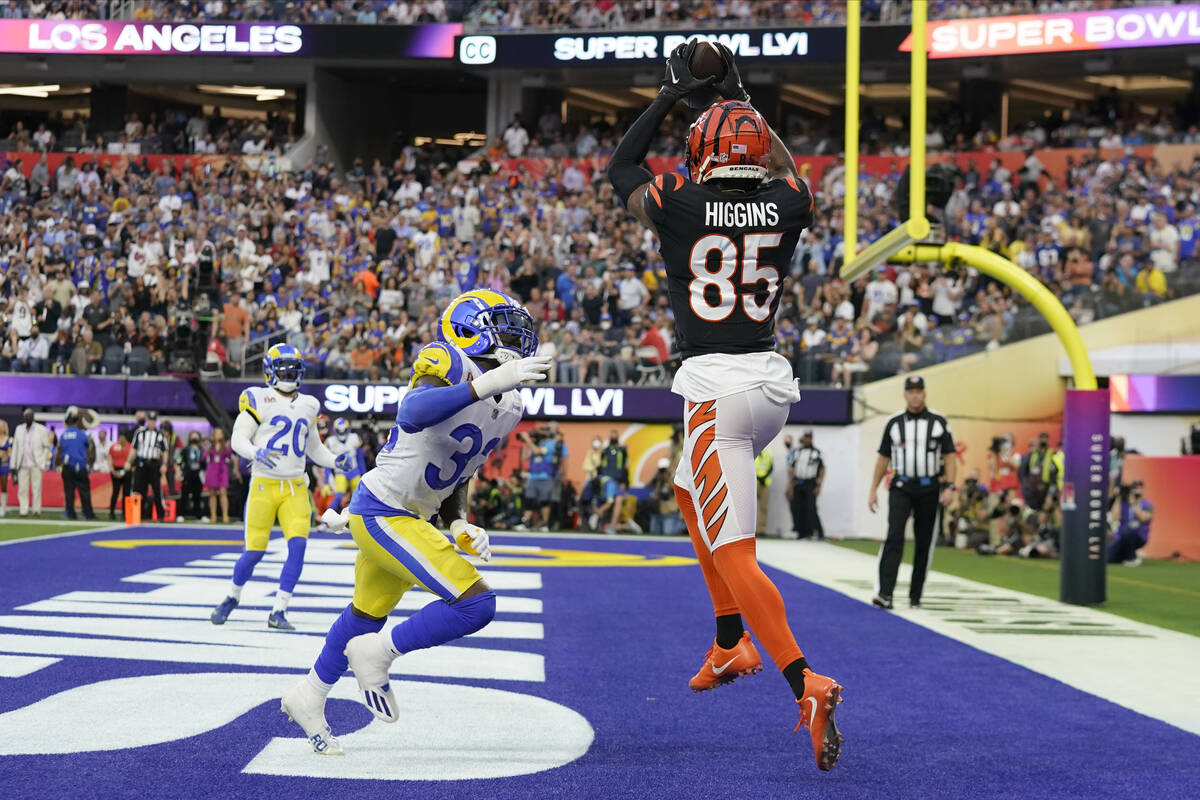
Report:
607,41,845,771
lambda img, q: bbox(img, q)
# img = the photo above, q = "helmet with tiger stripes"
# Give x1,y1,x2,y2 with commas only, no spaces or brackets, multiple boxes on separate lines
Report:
686,100,771,185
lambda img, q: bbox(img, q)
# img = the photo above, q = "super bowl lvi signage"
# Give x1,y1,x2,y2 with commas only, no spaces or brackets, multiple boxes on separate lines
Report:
322,384,625,418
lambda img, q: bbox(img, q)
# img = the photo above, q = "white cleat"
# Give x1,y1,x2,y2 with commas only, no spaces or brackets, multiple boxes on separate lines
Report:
280,680,344,756
345,633,400,723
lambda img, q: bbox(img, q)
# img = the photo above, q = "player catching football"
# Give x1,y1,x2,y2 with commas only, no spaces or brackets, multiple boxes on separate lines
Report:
608,41,844,771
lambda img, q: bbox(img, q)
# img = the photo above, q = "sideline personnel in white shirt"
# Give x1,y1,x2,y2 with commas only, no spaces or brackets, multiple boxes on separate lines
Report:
12,407,52,516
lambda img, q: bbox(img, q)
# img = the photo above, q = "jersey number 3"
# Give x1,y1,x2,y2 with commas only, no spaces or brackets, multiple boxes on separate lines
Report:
688,233,783,322
425,423,501,491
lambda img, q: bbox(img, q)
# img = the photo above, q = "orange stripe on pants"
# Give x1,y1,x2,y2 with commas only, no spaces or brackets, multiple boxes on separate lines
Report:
676,483,739,618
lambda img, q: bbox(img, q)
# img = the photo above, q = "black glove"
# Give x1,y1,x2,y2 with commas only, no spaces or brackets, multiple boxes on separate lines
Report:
659,42,717,102
712,41,750,102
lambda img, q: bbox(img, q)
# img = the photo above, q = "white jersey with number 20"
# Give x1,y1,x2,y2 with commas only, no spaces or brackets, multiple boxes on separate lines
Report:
237,386,322,480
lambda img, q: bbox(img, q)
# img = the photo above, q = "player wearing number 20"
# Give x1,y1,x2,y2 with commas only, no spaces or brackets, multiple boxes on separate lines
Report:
281,289,551,755
608,42,844,771
210,343,351,631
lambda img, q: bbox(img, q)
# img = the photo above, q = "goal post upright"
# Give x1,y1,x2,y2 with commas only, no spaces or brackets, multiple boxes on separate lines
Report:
844,0,860,262
840,2,928,281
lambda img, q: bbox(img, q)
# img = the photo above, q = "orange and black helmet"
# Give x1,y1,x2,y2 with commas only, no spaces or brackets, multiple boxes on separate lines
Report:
686,100,771,184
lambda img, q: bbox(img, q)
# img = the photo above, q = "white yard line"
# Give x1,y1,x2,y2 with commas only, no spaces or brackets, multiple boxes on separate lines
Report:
757,540,1200,736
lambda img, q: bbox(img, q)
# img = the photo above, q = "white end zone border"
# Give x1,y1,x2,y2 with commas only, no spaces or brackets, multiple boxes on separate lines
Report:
758,540,1200,737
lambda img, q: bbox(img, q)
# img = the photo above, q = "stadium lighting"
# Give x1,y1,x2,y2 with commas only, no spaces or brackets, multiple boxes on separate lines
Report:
0,83,60,97
196,84,286,102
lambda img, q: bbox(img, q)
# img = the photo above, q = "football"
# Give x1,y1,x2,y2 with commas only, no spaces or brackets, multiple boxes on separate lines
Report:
688,40,727,81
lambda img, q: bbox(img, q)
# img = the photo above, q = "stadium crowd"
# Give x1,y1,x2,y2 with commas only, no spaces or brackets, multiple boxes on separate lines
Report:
3,111,297,158
464,0,1168,30
1,103,1198,386
8,0,1170,27
0,1,455,24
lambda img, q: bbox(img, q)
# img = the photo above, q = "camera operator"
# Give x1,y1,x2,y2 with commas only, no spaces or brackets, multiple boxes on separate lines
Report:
976,490,1031,555
946,470,989,549
1019,489,1061,559
1019,432,1055,511
1108,479,1153,567
519,422,567,531
649,457,684,535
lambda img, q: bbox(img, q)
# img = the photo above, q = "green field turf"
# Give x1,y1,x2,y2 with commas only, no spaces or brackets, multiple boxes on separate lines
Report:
835,539,1200,638
0,520,114,542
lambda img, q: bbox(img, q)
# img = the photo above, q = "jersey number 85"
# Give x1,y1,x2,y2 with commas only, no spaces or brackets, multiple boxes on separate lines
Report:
689,232,784,323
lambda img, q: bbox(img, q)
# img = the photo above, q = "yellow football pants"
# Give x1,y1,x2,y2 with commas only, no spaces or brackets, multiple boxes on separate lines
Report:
244,475,312,551
348,512,481,616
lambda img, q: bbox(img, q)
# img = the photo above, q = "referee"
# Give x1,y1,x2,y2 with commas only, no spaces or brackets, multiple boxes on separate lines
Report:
868,376,956,609
130,410,168,522
787,430,825,540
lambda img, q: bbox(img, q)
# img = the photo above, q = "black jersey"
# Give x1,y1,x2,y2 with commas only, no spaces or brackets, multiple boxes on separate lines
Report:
644,172,814,359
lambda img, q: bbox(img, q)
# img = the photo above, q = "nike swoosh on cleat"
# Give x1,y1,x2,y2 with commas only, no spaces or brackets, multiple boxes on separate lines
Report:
805,696,818,728
711,657,737,675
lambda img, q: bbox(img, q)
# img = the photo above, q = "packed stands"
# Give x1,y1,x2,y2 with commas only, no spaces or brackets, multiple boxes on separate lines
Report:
463,0,1171,31
5,1,456,24
2,111,1197,388
7,0,1169,27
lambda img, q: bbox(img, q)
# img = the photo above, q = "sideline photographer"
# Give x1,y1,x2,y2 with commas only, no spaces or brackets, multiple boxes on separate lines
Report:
977,490,1032,555
519,422,567,531
946,471,989,549
1108,479,1153,566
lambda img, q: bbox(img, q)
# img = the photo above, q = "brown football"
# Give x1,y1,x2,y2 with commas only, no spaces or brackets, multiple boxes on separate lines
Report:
688,40,727,81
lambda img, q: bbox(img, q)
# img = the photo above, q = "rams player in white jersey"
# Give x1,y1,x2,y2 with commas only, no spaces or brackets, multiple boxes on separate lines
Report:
210,344,355,630
324,417,364,510
281,289,550,755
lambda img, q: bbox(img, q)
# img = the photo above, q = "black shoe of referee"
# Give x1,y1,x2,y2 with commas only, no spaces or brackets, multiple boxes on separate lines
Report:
872,595,893,610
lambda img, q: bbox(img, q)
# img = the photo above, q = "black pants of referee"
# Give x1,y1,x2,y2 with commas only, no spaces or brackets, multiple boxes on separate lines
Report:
878,487,941,604
62,467,95,520
790,479,824,539
133,462,165,522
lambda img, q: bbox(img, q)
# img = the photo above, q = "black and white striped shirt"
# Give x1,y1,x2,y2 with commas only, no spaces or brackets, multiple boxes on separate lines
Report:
790,446,823,481
131,427,166,464
878,408,954,486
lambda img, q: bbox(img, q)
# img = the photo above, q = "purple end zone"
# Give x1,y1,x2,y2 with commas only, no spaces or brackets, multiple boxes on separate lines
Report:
0,526,1196,800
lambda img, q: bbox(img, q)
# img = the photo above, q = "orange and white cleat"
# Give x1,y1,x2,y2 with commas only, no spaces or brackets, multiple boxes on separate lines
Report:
688,632,763,692
794,669,844,771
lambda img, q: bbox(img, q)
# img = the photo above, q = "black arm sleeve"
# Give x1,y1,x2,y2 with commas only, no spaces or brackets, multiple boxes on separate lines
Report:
607,93,675,205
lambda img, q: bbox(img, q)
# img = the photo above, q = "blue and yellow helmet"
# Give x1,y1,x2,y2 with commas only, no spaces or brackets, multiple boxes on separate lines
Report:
437,290,538,363
264,343,304,392
333,417,349,435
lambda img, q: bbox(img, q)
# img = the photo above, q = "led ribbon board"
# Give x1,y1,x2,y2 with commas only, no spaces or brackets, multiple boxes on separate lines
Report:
900,4,1200,59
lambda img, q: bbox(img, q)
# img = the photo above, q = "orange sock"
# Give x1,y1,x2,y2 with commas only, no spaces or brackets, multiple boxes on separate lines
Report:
712,538,804,671
676,483,739,618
